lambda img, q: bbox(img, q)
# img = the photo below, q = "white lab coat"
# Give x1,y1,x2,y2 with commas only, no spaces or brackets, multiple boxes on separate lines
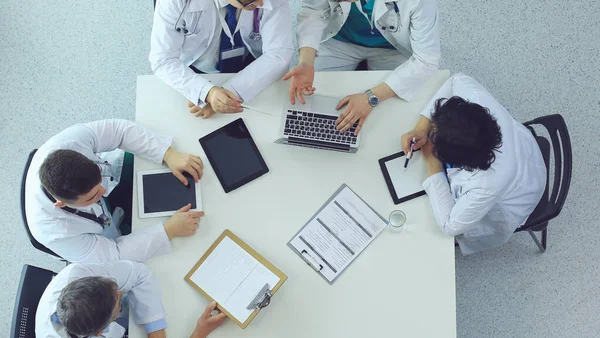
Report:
421,74,547,255
149,0,294,106
35,261,167,338
297,0,441,101
25,119,174,263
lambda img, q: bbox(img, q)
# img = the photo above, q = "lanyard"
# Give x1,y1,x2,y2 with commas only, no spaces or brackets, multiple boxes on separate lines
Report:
218,7,242,48
42,187,110,228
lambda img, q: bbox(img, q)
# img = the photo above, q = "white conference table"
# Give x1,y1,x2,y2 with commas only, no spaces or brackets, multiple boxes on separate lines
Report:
130,70,456,338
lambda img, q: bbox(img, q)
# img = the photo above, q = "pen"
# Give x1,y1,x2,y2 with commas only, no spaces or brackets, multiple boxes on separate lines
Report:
404,137,416,168
241,104,273,116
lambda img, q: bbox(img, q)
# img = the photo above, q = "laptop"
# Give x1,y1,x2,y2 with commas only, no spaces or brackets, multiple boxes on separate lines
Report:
275,95,361,153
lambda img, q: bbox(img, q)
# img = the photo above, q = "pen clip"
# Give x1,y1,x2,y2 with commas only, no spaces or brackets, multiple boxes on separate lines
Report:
300,250,324,272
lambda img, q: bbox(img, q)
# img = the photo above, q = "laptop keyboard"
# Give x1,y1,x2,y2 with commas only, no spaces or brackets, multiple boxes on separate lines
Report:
284,110,358,145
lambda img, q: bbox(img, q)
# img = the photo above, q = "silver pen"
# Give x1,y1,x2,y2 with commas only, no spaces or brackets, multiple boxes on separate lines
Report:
241,104,273,116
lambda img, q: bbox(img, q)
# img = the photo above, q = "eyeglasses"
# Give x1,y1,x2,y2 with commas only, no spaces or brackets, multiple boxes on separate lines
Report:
236,0,259,7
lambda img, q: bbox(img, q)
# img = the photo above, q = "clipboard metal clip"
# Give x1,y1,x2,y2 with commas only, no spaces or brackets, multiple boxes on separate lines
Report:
301,250,324,272
246,283,272,310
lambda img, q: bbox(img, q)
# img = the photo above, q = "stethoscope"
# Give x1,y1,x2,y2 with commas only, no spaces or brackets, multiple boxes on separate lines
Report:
174,0,199,35
381,2,400,33
332,1,400,34
219,7,262,45
175,0,262,42
248,8,261,41
42,187,110,227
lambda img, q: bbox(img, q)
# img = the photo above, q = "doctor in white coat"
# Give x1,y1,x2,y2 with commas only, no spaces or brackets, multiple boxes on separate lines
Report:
35,261,168,337
284,0,440,135
26,119,205,263
36,261,227,338
401,74,547,254
150,0,293,119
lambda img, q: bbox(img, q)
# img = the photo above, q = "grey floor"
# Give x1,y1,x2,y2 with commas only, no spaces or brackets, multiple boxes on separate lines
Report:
1,0,598,337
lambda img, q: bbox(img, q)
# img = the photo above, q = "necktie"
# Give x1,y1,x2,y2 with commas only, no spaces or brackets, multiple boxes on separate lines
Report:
217,5,245,73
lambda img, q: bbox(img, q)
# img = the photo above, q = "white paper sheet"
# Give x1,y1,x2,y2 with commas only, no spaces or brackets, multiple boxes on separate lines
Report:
289,186,387,283
190,236,280,323
384,152,427,200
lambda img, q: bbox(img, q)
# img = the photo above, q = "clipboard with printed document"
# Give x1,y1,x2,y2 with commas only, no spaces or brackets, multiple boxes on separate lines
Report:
184,230,287,329
287,184,388,284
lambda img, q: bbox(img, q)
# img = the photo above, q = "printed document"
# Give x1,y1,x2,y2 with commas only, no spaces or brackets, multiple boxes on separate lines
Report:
289,185,387,283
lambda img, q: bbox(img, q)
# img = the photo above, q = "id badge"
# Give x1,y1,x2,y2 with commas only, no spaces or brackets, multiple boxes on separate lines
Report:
218,46,246,73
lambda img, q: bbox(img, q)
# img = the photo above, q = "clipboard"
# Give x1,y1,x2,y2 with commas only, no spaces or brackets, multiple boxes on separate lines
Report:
287,184,387,285
184,230,287,329
379,150,427,204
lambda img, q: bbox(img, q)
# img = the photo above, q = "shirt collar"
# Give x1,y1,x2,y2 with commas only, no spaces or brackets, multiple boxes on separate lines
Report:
51,312,111,335
51,312,61,324
216,0,272,10
74,200,105,217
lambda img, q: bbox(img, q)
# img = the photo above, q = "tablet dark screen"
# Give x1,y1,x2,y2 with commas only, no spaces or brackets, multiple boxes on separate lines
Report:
199,118,269,193
142,172,196,213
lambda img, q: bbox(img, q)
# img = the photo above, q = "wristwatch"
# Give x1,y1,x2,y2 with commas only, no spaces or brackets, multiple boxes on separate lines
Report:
365,89,379,107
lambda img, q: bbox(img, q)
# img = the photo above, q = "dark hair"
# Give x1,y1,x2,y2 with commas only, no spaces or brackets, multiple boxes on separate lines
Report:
57,276,118,337
39,149,101,202
429,96,502,171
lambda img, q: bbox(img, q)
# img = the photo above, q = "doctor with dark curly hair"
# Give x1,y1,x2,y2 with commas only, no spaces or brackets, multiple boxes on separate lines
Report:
401,74,547,254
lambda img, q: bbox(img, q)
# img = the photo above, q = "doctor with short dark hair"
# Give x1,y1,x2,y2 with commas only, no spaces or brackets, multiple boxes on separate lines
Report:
150,0,293,119
26,119,205,263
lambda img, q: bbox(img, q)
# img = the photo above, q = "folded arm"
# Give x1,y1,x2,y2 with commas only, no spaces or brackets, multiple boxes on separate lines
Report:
423,174,498,236
44,222,171,263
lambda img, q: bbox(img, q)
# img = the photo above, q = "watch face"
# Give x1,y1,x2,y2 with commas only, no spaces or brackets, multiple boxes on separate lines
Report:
369,96,379,106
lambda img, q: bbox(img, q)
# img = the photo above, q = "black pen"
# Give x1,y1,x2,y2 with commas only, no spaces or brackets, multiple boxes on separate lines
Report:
404,137,416,168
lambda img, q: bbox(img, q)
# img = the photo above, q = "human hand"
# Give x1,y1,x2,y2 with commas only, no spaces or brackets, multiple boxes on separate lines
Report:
400,128,429,155
206,87,243,114
335,93,372,135
188,101,217,119
163,204,204,240
190,302,227,338
282,63,316,105
163,147,204,185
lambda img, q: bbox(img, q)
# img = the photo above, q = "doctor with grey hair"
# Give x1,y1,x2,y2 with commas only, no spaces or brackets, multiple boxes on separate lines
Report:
36,261,226,338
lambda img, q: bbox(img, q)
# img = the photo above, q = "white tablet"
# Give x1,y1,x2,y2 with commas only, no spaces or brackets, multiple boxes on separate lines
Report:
379,150,427,204
137,168,203,219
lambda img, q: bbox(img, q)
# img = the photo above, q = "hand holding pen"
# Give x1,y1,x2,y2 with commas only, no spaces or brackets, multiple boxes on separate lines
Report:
404,137,416,168
400,127,429,156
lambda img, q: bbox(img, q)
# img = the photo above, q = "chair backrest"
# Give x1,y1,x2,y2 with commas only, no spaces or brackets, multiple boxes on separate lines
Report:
522,114,572,229
11,264,57,338
21,149,62,258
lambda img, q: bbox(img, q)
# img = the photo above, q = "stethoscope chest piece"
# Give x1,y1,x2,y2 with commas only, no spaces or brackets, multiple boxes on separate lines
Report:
249,31,261,41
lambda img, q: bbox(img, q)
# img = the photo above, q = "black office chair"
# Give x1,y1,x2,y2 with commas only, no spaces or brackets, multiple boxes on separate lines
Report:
515,114,572,252
21,149,63,259
11,264,57,338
